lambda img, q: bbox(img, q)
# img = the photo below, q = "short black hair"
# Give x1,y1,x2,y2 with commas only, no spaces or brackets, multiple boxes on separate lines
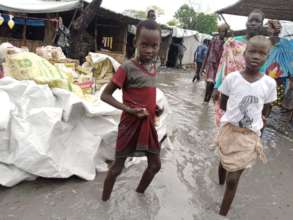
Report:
136,19,161,39
203,39,209,45
247,35,271,49
147,9,155,16
249,9,265,21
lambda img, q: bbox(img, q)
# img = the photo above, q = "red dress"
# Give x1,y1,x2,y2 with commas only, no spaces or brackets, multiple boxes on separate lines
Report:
112,60,160,158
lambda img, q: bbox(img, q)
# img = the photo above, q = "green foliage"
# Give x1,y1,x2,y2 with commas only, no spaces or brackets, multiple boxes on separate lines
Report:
174,4,217,34
174,4,195,29
196,13,218,34
123,9,147,20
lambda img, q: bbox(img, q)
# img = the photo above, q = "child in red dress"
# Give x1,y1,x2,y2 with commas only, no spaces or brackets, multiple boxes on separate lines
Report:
101,20,162,201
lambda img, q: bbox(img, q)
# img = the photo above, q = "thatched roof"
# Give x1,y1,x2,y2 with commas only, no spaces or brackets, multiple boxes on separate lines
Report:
217,0,293,21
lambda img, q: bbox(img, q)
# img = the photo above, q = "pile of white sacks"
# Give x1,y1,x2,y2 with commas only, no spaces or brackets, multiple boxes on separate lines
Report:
0,77,170,187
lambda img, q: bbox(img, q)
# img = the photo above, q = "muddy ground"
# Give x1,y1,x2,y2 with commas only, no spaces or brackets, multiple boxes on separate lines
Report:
0,69,292,220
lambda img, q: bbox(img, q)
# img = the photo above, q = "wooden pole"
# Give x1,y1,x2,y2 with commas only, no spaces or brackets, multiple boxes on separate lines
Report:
94,18,98,51
122,25,127,55
22,17,27,47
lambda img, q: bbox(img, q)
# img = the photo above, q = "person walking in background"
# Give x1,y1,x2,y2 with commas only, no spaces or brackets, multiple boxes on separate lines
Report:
192,39,208,82
201,24,230,102
175,41,186,69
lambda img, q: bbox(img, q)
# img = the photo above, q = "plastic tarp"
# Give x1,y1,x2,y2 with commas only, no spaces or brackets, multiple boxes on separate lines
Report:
128,25,172,38
2,14,45,27
172,27,199,38
0,0,82,13
0,77,170,187
280,21,293,40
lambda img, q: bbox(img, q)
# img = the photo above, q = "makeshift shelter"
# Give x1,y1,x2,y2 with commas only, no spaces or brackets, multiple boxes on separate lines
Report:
217,0,293,21
159,26,173,66
0,0,84,51
0,0,140,62
60,6,140,63
167,28,203,67
167,28,199,67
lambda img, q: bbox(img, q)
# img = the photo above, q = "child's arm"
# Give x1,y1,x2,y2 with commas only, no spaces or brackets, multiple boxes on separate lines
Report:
262,103,272,127
155,105,164,117
220,94,229,111
101,82,149,118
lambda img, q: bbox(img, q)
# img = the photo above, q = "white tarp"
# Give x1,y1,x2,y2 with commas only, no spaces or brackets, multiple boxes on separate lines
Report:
128,25,172,38
0,0,82,13
280,21,293,40
0,77,170,187
172,27,199,38
182,36,200,65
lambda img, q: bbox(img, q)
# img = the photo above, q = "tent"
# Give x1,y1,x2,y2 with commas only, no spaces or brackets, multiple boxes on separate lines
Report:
167,27,211,67
0,0,83,13
217,0,293,39
217,0,293,21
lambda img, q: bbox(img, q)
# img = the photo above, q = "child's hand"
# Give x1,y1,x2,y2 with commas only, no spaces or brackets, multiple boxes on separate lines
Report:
155,106,164,117
127,108,149,118
262,115,267,127
212,90,220,103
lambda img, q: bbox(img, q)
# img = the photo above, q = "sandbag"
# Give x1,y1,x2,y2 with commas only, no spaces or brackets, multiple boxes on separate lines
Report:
4,52,72,90
0,90,12,130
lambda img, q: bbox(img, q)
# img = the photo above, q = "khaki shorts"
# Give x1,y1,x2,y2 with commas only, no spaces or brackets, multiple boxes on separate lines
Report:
216,123,267,172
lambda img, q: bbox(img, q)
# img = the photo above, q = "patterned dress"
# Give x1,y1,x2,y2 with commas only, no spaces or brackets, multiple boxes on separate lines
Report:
203,36,225,83
112,60,160,158
214,36,247,127
263,38,293,107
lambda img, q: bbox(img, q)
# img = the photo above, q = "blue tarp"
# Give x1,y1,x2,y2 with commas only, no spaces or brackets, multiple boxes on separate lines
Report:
3,14,45,27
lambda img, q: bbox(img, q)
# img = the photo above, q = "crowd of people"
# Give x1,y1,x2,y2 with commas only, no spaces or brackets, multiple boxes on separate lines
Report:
195,10,293,123
98,8,292,217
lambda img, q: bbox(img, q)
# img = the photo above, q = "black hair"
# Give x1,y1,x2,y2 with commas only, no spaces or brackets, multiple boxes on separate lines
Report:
249,9,265,21
136,19,161,39
147,9,155,17
248,35,272,49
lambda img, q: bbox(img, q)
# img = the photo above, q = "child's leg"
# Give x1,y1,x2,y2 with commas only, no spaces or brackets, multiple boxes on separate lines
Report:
219,169,244,216
204,82,214,102
102,157,127,201
196,62,202,81
136,153,161,194
218,162,226,185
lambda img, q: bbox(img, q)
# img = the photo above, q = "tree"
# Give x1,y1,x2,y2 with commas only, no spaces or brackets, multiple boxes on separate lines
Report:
123,9,147,20
174,4,196,29
195,13,217,35
174,4,217,34
70,0,103,62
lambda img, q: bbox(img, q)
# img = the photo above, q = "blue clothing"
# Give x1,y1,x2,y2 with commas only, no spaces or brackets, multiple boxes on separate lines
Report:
195,45,208,63
263,38,293,79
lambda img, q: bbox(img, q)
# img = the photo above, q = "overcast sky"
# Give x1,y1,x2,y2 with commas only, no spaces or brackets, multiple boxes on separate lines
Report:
101,0,248,30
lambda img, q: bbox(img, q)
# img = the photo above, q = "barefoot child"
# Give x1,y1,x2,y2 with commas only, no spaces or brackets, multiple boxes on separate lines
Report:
216,36,277,216
101,20,162,201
